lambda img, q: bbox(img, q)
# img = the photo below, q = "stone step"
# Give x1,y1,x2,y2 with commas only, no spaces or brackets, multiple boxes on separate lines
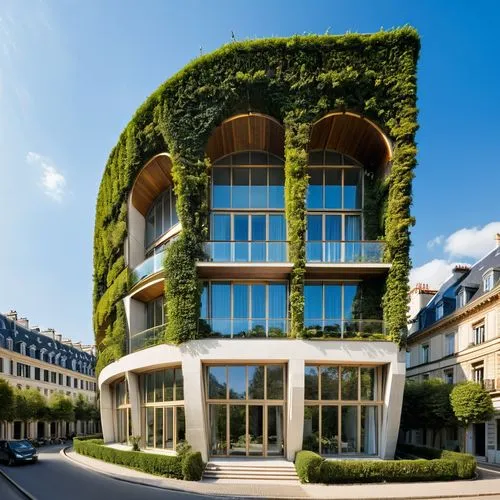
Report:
203,461,299,481
203,472,298,481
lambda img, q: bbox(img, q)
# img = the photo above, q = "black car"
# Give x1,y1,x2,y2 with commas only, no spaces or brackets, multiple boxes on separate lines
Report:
0,440,39,465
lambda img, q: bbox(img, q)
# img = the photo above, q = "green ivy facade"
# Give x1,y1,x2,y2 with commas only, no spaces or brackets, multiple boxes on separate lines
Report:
93,28,419,374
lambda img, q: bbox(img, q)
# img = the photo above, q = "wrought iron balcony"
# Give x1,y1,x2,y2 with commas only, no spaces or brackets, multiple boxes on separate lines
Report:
306,241,386,264
198,318,288,338
202,241,289,263
129,324,166,353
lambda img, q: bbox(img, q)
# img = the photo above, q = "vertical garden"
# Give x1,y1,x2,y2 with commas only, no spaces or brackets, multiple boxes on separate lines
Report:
93,28,419,373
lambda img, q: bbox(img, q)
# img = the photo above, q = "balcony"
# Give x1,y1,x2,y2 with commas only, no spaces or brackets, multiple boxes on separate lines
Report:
198,318,288,338
305,241,390,278
197,241,292,279
130,251,165,287
130,324,166,353
303,319,386,339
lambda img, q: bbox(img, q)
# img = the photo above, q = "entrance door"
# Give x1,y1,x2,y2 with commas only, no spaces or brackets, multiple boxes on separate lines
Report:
474,423,486,456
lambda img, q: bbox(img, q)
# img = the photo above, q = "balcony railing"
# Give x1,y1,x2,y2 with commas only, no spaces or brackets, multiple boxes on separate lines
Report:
130,324,166,353
203,241,289,263
130,251,165,287
199,318,288,338
303,319,385,339
306,241,386,264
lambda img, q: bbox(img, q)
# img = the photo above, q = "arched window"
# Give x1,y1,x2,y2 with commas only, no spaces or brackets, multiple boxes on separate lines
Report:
29,345,36,358
19,342,26,356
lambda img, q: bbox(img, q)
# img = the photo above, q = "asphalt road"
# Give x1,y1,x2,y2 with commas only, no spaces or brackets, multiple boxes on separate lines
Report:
0,472,26,500
0,445,204,500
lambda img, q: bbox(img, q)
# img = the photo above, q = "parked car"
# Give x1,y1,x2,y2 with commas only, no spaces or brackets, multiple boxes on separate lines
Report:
0,440,39,465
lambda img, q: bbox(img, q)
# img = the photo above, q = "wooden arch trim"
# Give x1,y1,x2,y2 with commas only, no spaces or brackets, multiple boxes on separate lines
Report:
309,112,392,169
206,113,285,162
131,153,173,216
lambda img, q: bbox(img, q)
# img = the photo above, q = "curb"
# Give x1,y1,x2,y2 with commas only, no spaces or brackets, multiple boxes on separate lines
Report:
0,467,36,500
60,447,233,499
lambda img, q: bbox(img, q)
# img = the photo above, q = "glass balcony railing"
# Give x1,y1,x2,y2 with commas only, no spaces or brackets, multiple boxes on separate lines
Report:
306,241,386,264
130,324,166,353
198,318,288,338
130,251,165,287
203,241,289,263
303,319,385,338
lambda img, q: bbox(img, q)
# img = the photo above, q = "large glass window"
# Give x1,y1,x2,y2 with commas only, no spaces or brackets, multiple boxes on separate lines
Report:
146,296,165,329
145,187,178,248
114,379,131,444
304,282,363,337
200,281,288,337
303,364,380,456
212,152,284,209
141,367,185,450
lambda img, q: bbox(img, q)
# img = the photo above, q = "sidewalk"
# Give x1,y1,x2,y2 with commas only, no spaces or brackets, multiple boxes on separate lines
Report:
63,448,500,499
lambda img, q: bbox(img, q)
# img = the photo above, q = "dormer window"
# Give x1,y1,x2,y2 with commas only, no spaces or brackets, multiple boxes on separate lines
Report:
19,342,26,356
29,345,36,358
7,337,13,350
484,272,494,292
435,302,444,321
40,349,46,362
48,352,55,364
457,289,467,308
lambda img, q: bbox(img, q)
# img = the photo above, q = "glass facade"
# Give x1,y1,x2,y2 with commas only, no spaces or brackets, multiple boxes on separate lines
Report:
145,187,179,249
200,281,288,337
141,367,185,450
303,365,380,456
206,364,286,456
114,379,131,444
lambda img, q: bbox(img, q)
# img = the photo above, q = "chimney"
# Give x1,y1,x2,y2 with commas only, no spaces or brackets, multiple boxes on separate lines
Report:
31,326,40,333
42,328,56,340
56,334,62,343
6,310,17,322
16,317,29,330
496,233,500,248
452,264,470,277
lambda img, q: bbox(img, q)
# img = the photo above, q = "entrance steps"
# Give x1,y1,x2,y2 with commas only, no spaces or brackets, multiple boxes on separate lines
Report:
203,458,299,481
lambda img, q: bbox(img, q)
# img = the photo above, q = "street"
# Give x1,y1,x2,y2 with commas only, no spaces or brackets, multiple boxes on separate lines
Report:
0,445,204,500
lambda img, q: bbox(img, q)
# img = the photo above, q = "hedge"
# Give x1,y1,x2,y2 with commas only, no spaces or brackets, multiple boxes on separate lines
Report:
295,448,476,484
73,438,204,481
93,28,420,370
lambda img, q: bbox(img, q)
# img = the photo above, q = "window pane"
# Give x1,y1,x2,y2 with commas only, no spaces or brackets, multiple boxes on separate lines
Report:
321,366,339,400
165,407,174,449
267,406,284,456
146,373,155,403
361,406,378,455
233,284,249,319
321,406,338,454
304,366,319,400
146,407,154,447
307,169,323,208
267,365,284,399
307,215,322,240
155,201,163,239
345,215,361,240
233,152,250,165
209,404,227,455
250,168,267,208
251,152,268,164
172,190,178,225
248,365,265,399
304,284,322,322
324,151,342,165
230,405,247,455
269,168,284,208
208,366,227,399
176,406,186,443
303,406,319,452
309,151,324,165
251,215,266,240
251,285,266,319
229,366,246,399
155,407,163,448
325,169,342,209
360,367,375,400
268,284,286,319
175,368,184,401
164,369,174,401
154,371,163,402
324,285,342,320
341,367,358,400
146,211,155,247
200,283,208,318
234,215,249,262
341,406,358,453
212,214,231,240
344,168,362,209
248,405,264,456
343,284,358,321
211,283,231,318
163,190,171,231
232,168,249,208
213,167,231,208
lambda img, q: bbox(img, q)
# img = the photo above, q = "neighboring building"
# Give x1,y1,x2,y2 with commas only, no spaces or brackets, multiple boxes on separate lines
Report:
0,311,98,440
94,31,419,462
406,235,500,461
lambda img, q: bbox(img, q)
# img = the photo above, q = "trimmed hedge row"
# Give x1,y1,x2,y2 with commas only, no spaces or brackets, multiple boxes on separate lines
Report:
74,434,103,441
295,448,476,484
73,439,204,481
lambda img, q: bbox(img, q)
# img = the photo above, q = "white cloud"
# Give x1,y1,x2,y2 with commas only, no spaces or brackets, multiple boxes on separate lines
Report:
426,235,444,250
26,152,67,202
410,259,455,290
444,222,500,259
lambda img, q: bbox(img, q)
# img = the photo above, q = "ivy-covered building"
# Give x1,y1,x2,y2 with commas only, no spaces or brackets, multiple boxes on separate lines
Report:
95,29,419,463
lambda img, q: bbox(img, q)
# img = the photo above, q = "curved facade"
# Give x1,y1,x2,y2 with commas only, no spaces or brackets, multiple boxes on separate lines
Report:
94,30,419,462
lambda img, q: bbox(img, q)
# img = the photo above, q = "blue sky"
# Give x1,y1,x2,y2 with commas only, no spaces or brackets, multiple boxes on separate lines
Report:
1,0,499,345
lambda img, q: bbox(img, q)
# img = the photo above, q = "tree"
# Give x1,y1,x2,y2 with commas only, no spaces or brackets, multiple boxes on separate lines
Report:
14,388,48,438
74,395,99,434
450,381,494,452
48,393,74,437
0,379,14,438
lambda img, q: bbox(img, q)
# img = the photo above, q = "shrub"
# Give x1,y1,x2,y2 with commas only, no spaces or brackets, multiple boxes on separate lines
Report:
182,451,204,481
75,434,103,442
295,450,322,483
74,438,182,479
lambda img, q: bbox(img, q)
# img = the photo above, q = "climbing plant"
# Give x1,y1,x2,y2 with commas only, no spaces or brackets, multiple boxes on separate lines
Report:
93,28,420,372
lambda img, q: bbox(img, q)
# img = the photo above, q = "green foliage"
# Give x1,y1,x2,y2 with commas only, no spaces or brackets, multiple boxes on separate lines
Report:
450,381,494,428
74,438,183,479
0,379,15,422
296,446,476,484
74,394,97,423
129,435,141,451
14,387,48,424
94,28,420,365
48,393,75,422
181,451,204,481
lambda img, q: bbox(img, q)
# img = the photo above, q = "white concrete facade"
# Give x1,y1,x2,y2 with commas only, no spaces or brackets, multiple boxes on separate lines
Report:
99,338,405,462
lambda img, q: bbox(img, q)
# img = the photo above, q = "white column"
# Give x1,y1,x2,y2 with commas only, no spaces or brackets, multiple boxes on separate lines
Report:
100,382,115,443
126,371,142,442
182,356,208,461
379,351,406,459
286,358,305,461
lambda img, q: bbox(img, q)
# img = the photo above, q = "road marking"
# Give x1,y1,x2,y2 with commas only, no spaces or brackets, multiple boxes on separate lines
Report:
478,466,500,475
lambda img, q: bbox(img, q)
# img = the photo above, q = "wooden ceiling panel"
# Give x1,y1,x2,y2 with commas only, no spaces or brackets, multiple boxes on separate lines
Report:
131,154,173,216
